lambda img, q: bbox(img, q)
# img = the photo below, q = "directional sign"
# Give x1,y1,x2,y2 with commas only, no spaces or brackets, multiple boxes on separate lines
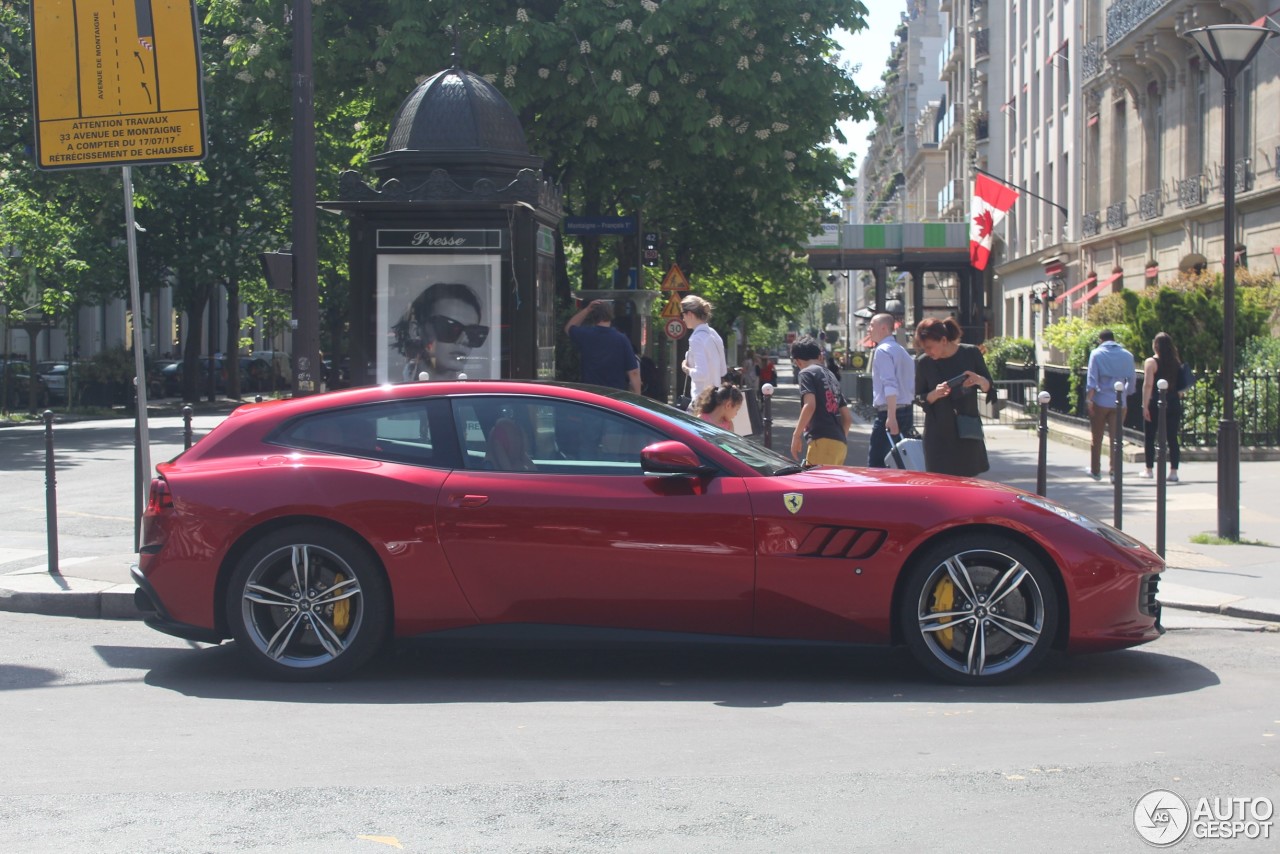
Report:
663,318,687,340
660,293,683,318
661,263,691,292
562,216,637,236
31,0,206,170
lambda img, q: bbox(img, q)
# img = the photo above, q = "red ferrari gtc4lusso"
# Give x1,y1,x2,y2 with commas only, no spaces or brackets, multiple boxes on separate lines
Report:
134,381,1164,684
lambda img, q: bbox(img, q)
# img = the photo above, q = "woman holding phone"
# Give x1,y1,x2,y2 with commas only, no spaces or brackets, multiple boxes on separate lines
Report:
914,317,995,476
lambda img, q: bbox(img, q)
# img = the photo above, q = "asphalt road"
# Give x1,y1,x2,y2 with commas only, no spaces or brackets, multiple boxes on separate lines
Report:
1,612,1276,853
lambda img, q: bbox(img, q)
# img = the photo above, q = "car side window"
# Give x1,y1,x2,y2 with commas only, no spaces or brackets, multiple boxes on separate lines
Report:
273,399,458,468
451,396,664,475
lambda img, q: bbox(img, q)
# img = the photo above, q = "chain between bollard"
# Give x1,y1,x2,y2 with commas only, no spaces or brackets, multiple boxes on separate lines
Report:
761,383,774,449
43,410,60,575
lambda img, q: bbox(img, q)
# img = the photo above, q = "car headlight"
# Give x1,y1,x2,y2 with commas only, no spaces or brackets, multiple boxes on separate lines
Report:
1017,494,1145,549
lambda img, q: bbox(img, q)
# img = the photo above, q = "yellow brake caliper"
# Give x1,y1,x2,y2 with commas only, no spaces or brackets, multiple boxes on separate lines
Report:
931,577,955,650
331,573,350,634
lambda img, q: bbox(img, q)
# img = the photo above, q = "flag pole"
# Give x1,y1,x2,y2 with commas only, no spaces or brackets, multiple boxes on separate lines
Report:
973,167,1068,216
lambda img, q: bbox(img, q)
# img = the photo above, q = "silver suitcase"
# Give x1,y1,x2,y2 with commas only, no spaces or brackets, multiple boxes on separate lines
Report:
884,428,925,471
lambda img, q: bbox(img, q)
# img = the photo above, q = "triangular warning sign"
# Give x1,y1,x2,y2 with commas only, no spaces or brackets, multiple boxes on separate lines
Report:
661,264,691,292
660,293,683,318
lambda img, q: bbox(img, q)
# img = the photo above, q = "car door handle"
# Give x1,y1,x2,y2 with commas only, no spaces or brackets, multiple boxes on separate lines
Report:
456,494,489,508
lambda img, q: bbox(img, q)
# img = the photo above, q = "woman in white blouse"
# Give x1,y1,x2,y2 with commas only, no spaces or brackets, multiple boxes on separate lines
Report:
680,294,728,402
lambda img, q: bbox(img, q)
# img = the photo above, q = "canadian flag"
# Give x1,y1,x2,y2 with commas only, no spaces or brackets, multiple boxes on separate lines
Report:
969,174,1019,270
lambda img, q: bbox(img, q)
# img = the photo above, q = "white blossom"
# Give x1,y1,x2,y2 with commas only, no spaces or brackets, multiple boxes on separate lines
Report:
616,19,633,32
656,44,669,56
696,89,706,99
728,116,741,127
649,159,662,169
801,13,811,23
580,40,591,54
567,74,579,86
376,61,386,74
558,60,567,71
246,43,261,58
647,90,659,104
716,36,725,45
223,35,239,46
235,69,253,83
783,150,796,160
737,55,749,70
504,74,515,87
626,83,642,97
376,25,388,38
507,65,517,75
770,71,782,83
730,18,740,30
642,0,659,12
483,73,497,84
252,20,268,36
354,121,364,132
516,7,529,22
708,114,723,127
538,68,550,79
786,162,795,171
736,123,749,134
772,122,788,132
680,73,693,84
263,67,276,79
755,129,770,139
611,69,622,82
735,166,746,176
587,115,598,127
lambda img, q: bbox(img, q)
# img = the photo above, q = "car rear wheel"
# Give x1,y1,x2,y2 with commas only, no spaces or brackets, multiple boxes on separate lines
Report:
227,525,389,680
901,535,1059,685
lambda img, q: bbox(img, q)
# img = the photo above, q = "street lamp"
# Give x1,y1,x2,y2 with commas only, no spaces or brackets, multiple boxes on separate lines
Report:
1184,23,1275,540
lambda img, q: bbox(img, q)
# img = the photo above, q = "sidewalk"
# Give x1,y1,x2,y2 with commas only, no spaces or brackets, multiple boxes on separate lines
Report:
1,382,1277,625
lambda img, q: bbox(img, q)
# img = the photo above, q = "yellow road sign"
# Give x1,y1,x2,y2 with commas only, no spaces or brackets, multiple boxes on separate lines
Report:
660,293,683,318
31,0,206,170
661,263,691,292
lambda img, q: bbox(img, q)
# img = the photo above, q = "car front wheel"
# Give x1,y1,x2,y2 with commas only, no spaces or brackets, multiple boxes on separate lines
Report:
901,535,1059,685
227,525,389,680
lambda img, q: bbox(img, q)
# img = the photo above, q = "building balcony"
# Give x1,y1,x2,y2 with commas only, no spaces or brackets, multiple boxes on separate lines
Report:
1226,158,1253,194
1106,201,1128,230
1178,175,1204,209
1082,211,1101,237
974,112,989,141
1138,189,1162,221
973,28,990,60
1082,37,1104,80
1105,0,1175,49
937,178,964,216
938,102,964,144
939,28,962,77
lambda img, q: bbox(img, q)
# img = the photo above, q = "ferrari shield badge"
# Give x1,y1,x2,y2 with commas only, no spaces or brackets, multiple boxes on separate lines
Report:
783,493,804,514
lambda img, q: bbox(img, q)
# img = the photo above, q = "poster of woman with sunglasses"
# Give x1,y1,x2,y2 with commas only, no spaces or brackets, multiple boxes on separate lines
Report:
377,256,501,383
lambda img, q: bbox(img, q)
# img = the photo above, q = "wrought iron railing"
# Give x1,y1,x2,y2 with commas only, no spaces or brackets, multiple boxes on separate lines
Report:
1106,201,1127,230
1082,211,1101,237
1138,189,1162,221
974,28,990,59
1178,175,1204,208
1082,37,1104,79
1105,0,1172,49
1227,158,1253,194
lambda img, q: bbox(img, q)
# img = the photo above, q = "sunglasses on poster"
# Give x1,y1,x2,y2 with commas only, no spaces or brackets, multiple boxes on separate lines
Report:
428,315,489,347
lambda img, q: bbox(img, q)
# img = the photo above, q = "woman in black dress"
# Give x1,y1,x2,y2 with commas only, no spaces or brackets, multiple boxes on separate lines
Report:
914,317,995,476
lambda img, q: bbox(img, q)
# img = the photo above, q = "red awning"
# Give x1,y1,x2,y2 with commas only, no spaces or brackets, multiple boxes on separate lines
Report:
1072,270,1123,308
1054,275,1096,305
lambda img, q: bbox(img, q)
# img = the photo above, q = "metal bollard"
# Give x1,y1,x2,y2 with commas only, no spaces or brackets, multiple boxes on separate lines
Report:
183,404,193,450
1036,390,1051,497
255,394,263,403
761,383,774,449
43,410,59,575
1155,379,1169,557
1112,380,1124,529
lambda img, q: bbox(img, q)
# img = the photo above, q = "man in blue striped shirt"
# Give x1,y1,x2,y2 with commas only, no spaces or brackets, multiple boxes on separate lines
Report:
868,313,916,467
1085,329,1135,480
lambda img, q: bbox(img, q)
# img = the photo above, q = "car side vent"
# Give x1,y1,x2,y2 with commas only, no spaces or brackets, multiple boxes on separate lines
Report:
1139,573,1161,617
796,526,888,560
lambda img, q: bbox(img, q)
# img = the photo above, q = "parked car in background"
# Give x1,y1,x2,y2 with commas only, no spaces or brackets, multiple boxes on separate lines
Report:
249,351,292,390
147,360,181,398
1,359,50,410
36,361,69,404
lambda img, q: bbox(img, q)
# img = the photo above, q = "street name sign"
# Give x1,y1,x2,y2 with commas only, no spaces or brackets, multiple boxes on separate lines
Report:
563,216,637,236
31,0,206,170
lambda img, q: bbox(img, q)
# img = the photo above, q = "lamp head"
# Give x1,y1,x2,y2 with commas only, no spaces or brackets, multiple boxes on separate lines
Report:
1184,24,1275,80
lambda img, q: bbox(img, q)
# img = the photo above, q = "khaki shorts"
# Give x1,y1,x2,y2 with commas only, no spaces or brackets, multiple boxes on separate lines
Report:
804,437,849,467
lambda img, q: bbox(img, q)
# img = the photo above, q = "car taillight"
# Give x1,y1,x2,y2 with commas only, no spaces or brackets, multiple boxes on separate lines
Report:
147,478,173,513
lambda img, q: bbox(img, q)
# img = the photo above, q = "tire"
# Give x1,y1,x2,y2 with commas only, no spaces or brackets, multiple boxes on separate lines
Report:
900,534,1059,685
226,525,389,681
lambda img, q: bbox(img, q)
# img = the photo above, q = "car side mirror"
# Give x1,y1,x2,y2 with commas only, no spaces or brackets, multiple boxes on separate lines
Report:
640,440,713,476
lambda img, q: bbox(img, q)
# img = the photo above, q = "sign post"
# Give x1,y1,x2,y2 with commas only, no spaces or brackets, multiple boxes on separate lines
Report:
30,0,207,550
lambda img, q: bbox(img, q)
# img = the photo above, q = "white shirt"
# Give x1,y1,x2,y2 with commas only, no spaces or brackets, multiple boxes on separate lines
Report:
686,324,727,399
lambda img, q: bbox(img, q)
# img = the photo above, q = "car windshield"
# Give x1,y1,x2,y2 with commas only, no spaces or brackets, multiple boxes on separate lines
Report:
595,388,799,475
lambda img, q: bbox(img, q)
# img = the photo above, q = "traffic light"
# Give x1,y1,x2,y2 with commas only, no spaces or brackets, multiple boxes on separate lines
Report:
642,231,660,267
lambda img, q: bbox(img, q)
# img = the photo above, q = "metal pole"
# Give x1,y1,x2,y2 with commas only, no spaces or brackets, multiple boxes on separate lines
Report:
123,167,152,553
1036,390,1050,496
1155,379,1168,558
1112,380,1124,529
183,404,193,450
1219,73,1241,540
291,0,320,396
43,410,58,575
761,383,774,449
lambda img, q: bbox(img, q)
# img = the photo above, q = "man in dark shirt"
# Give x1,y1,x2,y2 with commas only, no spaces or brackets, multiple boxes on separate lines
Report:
789,336,851,465
565,299,641,392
